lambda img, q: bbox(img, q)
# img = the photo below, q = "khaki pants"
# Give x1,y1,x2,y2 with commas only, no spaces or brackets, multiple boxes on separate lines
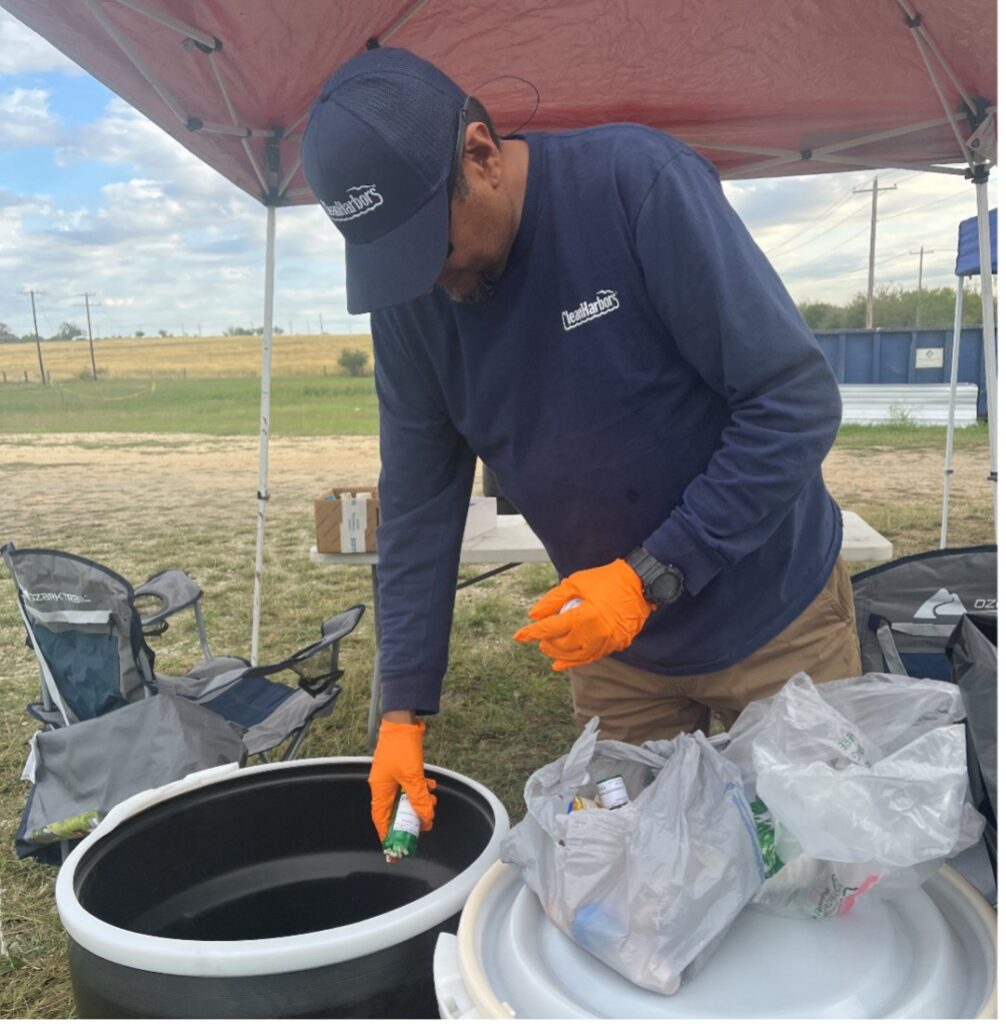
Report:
569,558,862,743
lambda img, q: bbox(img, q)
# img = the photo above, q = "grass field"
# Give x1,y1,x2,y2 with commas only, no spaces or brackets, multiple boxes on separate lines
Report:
0,376,379,435
0,352,996,1017
0,333,373,384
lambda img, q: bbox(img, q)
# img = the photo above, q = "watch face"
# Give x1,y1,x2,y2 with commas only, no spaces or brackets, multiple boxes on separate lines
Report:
651,570,683,604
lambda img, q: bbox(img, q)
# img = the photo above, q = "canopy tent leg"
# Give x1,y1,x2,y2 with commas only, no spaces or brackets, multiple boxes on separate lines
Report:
251,204,277,664
940,276,966,548
973,171,998,541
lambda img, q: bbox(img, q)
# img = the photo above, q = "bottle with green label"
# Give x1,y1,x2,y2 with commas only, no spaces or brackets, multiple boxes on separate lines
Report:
383,790,420,863
750,797,785,878
29,807,103,845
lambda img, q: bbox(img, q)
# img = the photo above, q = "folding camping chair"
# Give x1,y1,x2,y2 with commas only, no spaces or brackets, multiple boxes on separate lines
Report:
852,545,998,901
3,542,364,861
2,542,364,760
852,544,997,680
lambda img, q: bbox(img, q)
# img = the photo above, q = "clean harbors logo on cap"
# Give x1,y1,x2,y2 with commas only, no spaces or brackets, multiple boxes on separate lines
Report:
561,289,620,331
323,184,384,222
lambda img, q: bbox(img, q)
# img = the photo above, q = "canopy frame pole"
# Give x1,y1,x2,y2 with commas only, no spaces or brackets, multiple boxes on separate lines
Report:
894,0,979,117
207,50,269,194
694,112,982,178
279,158,302,196
377,0,434,45
110,0,217,49
940,275,966,548
896,2,976,167
83,0,188,124
251,202,277,665
972,169,998,539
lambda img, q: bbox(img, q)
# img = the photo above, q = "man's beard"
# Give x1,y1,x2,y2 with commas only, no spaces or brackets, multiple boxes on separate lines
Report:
443,269,500,305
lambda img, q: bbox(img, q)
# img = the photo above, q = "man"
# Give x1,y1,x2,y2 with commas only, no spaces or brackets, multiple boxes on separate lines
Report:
301,46,862,845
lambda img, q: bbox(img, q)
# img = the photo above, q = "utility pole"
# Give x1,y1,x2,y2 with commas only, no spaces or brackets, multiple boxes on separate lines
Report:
81,292,98,381
909,246,935,327
852,177,898,328
318,313,325,334
21,288,47,383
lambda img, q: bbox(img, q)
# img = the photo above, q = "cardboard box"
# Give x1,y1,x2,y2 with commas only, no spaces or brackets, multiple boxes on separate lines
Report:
463,496,498,542
315,487,380,554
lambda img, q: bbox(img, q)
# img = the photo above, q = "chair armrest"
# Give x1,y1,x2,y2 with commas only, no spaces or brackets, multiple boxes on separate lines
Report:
134,569,203,628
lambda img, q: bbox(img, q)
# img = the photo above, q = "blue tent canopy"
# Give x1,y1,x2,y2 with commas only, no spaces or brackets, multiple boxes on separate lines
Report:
955,209,997,277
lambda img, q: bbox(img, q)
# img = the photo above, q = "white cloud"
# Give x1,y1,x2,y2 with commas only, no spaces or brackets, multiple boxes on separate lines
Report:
0,87,60,147
55,97,230,199
2,95,365,338
0,11,83,76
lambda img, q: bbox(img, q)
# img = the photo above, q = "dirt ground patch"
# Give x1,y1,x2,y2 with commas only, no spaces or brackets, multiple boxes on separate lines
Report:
2,433,382,542
0,432,993,550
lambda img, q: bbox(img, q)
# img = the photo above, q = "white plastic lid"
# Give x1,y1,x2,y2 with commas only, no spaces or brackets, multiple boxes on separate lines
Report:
454,862,996,1019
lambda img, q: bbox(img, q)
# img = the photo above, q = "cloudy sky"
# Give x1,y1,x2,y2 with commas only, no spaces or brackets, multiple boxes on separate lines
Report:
0,9,996,339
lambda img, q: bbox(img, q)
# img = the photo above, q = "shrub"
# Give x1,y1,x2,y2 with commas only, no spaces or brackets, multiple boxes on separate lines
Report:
338,348,370,376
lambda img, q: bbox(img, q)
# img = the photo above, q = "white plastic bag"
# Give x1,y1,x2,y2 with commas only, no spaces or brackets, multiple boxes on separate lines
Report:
724,673,985,918
500,718,765,995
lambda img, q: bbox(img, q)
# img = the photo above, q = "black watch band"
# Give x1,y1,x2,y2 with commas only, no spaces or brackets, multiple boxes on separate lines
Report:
625,547,685,606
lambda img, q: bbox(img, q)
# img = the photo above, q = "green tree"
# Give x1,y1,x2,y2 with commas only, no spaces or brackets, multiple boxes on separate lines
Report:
53,321,84,340
797,301,843,330
800,284,993,331
338,348,370,376
134,330,145,338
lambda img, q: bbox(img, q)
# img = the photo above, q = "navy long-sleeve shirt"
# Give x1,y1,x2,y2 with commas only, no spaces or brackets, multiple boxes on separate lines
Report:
371,125,843,714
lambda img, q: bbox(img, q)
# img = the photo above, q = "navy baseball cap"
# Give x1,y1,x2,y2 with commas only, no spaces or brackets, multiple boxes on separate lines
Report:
301,47,467,314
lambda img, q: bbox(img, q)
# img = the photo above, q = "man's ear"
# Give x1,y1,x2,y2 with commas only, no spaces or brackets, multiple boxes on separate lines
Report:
464,122,502,184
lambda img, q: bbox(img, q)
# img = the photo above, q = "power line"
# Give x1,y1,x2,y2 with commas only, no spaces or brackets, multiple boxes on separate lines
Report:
769,198,874,261
882,192,975,222
763,187,858,256
789,224,871,266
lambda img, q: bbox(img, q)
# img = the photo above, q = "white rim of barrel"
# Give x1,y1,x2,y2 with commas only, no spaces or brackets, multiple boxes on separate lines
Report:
55,757,509,977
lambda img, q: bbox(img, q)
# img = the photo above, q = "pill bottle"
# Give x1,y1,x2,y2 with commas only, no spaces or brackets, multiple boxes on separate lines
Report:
595,774,630,810
382,790,421,862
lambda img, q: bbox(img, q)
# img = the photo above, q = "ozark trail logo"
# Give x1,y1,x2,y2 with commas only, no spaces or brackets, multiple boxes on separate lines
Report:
561,289,620,331
322,184,383,222
914,588,967,619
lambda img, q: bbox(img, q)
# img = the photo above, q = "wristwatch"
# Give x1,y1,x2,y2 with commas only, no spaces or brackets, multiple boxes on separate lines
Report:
625,547,686,606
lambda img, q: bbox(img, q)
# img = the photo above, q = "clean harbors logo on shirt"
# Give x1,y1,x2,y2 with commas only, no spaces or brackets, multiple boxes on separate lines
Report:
323,184,384,222
561,288,620,331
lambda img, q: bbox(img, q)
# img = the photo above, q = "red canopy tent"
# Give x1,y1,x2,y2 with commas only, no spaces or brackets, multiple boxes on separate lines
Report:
2,0,996,658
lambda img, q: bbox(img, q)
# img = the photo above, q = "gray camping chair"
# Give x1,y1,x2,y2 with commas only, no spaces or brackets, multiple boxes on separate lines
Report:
852,545,997,681
852,546,998,902
3,542,364,860
2,543,364,757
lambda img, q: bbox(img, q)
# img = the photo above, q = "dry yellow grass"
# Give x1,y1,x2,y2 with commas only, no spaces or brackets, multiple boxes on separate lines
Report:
0,333,373,383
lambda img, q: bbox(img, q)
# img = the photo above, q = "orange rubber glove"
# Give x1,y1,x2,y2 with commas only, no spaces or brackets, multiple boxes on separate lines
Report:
513,558,655,671
368,719,437,843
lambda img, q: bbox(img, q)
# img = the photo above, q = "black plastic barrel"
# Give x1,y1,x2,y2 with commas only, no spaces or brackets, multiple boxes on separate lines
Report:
57,759,507,1018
